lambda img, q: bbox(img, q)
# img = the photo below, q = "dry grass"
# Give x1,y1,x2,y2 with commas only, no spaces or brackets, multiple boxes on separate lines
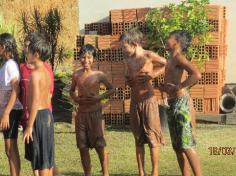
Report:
0,0,79,67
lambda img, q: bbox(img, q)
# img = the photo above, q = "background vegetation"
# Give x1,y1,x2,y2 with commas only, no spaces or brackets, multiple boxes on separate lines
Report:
0,0,78,70
146,0,211,66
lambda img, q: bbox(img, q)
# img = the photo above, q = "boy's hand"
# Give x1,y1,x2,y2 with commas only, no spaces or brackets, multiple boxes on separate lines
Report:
75,97,87,104
158,83,180,93
84,96,101,104
158,83,166,92
75,93,96,104
23,126,33,144
76,95,101,104
137,74,153,83
125,76,135,86
165,83,180,93
0,113,10,130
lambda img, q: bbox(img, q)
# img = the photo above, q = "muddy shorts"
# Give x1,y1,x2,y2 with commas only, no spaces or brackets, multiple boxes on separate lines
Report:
25,109,54,170
75,108,106,149
3,110,22,139
167,96,196,151
130,97,164,148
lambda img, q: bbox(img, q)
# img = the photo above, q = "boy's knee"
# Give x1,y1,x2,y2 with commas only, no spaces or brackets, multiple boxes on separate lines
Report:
135,141,144,147
5,149,12,158
95,146,108,155
173,147,184,154
5,146,16,158
95,137,106,148
183,147,196,155
175,147,196,156
135,144,145,152
79,147,89,154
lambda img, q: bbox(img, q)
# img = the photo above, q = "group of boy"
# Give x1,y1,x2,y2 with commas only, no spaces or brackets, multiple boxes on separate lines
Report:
2,28,201,176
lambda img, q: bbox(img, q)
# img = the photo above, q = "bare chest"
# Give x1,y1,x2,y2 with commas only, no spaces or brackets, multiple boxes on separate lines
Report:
127,58,152,76
165,59,184,81
76,74,99,91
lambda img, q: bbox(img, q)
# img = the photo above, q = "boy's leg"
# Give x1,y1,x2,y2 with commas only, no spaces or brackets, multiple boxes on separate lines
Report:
52,165,60,176
183,148,202,176
150,146,159,176
175,150,191,176
95,147,109,176
33,170,39,176
169,96,200,176
136,145,145,176
4,139,20,176
34,168,55,176
189,98,197,139
39,168,53,176
79,148,91,176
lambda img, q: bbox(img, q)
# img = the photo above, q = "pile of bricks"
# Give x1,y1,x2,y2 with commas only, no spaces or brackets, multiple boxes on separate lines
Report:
190,5,227,114
110,8,149,35
74,5,227,126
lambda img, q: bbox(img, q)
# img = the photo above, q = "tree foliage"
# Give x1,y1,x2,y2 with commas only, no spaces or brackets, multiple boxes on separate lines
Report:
146,0,211,66
20,8,70,70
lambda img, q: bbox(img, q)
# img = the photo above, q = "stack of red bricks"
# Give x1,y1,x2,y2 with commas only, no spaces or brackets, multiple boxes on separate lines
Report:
74,5,227,126
190,5,227,114
110,8,150,35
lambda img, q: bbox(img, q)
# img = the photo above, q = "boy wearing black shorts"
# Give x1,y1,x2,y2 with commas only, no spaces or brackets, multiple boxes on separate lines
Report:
23,33,54,176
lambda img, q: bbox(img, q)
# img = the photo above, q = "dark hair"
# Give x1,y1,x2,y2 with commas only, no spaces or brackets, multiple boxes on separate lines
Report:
27,32,51,61
0,33,19,64
78,44,96,58
120,27,143,45
169,30,192,52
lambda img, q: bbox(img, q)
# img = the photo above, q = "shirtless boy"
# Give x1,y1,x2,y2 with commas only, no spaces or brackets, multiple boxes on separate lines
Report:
70,44,115,176
162,30,202,176
23,32,54,176
120,28,166,176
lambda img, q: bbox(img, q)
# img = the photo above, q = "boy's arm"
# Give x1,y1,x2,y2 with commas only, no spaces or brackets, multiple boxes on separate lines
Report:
0,78,20,130
69,73,88,104
69,73,78,102
23,72,40,143
176,55,201,90
150,52,167,78
85,73,115,104
86,72,115,103
137,52,167,83
99,73,116,100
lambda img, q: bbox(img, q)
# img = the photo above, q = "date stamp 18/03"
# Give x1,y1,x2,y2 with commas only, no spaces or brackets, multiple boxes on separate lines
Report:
208,147,236,155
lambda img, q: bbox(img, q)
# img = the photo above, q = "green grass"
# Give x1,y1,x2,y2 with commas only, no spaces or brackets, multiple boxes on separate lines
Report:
0,123,236,176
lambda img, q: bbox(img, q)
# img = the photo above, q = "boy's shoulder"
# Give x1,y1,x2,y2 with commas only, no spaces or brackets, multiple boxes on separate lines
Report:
91,70,105,78
93,70,104,75
144,50,158,59
73,69,83,77
92,71,107,81
30,69,41,80
44,62,53,71
173,52,188,63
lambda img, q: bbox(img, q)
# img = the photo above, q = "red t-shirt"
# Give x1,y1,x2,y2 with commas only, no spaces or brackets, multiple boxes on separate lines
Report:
20,63,54,128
